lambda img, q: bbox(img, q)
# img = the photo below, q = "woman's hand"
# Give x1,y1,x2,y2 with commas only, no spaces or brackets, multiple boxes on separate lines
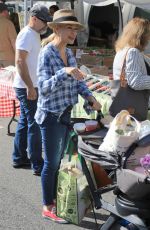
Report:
91,100,102,111
65,67,86,80
87,96,102,111
27,87,37,100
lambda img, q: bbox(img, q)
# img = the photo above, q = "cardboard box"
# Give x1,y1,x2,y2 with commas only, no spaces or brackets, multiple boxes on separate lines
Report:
81,54,103,66
103,56,114,68
90,65,108,75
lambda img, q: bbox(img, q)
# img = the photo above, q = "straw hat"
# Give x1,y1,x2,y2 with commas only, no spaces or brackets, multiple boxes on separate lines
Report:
47,9,84,31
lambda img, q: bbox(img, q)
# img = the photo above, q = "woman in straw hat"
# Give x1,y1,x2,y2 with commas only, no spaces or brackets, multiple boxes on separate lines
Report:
35,9,101,223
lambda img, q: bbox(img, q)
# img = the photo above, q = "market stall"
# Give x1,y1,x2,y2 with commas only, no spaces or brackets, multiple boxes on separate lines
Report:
0,67,20,135
0,64,112,132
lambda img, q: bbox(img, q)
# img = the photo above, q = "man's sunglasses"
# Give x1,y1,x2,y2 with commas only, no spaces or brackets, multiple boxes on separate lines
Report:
37,17,47,23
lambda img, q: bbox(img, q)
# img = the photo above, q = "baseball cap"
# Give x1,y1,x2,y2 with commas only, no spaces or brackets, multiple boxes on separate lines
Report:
0,3,8,13
30,4,52,22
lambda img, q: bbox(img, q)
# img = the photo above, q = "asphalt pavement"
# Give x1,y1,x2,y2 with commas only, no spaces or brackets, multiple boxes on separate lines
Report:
0,117,111,230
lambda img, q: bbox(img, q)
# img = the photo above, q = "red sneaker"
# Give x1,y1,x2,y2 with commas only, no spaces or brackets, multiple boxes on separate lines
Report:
42,205,68,224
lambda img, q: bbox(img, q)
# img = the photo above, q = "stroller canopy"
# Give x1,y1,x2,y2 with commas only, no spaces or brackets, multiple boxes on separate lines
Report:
78,131,119,169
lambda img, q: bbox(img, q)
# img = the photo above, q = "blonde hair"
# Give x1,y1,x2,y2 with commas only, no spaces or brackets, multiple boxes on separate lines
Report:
115,17,150,52
41,24,64,47
41,33,56,47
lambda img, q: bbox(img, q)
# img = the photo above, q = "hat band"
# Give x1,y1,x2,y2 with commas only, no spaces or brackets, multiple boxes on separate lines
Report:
53,16,78,23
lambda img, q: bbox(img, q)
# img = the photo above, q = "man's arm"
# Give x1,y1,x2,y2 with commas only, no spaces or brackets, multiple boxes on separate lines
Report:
8,21,17,52
15,49,37,100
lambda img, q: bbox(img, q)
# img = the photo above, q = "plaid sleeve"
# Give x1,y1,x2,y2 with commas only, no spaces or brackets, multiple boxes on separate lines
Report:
77,81,93,98
37,48,68,96
77,81,94,114
83,100,95,115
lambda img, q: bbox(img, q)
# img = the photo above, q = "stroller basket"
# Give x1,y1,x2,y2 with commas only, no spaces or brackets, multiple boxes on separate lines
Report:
78,129,150,199
78,129,119,170
78,130,150,229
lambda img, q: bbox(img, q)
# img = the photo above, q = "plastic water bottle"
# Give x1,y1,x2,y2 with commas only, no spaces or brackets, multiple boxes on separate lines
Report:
119,219,138,230
119,219,130,227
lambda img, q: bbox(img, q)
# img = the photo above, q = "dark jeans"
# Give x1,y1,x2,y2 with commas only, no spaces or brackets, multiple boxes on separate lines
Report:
12,88,43,172
39,112,69,205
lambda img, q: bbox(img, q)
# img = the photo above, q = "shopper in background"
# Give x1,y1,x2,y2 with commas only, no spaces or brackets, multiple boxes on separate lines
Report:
110,17,150,119
113,17,150,83
0,3,17,67
12,4,51,176
10,12,20,34
40,4,59,40
49,5,59,17
35,9,101,223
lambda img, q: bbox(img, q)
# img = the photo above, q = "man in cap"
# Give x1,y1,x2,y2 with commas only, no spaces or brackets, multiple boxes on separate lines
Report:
40,4,59,40
49,5,59,17
12,4,51,176
0,3,17,67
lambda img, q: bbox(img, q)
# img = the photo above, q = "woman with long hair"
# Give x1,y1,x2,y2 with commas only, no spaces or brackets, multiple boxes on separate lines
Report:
110,17,150,120
114,17,150,81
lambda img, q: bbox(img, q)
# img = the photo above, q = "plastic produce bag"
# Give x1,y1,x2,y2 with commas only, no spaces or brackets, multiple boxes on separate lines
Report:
99,110,141,156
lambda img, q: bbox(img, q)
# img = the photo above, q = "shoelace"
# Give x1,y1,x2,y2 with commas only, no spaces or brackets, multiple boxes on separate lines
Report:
51,206,56,214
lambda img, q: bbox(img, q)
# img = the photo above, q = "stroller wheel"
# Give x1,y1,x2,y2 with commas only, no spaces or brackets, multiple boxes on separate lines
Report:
108,171,115,179
126,224,139,230
109,223,139,230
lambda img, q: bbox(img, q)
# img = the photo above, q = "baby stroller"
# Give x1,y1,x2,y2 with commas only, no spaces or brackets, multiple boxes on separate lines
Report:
59,106,150,229
77,118,150,230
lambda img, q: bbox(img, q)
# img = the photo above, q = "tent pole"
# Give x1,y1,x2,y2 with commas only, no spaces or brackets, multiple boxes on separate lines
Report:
70,0,74,9
24,0,28,26
29,0,33,9
117,0,123,32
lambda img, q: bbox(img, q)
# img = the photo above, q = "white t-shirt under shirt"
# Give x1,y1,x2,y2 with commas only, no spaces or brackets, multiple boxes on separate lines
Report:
13,26,41,88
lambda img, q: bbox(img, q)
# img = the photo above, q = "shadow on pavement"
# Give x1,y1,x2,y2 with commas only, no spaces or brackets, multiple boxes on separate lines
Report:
79,212,109,229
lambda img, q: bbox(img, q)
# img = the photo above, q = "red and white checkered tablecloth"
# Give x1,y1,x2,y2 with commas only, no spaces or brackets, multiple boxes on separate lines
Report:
0,81,20,117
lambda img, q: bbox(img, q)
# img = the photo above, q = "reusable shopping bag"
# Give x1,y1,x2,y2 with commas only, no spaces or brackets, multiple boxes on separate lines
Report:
109,50,150,121
56,156,91,225
99,110,141,156
109,80,150,121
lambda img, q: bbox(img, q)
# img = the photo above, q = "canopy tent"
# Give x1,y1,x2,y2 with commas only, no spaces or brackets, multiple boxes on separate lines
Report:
75,0,124,36
124,0,150,5
83,0,150,9
80,0,150,31
74,0,150,49
6,0,150,35
124,0,150,9
83,0,123,6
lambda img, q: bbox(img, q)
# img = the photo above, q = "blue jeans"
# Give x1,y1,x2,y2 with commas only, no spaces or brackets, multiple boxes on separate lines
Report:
39,112,69,205
12,88,43,172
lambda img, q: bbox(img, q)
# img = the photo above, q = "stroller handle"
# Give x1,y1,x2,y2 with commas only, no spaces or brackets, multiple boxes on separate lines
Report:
88,101,104,126
145,177,150,184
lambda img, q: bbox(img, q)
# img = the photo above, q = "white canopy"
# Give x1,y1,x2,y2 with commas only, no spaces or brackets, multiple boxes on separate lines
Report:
124,0,150,9
124,0,150,4
83,0,121,6
83,0,150,8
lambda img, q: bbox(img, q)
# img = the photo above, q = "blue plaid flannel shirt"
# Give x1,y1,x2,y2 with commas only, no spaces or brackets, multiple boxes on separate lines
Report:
35,44,93,124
